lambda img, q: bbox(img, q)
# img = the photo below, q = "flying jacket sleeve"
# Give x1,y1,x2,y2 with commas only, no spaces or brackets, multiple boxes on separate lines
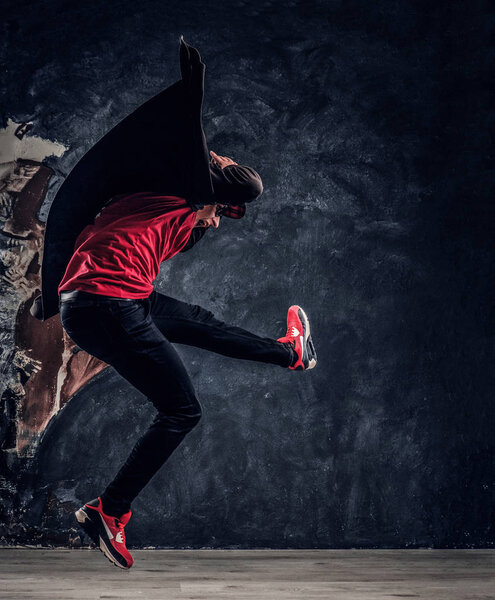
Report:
32,38,214,321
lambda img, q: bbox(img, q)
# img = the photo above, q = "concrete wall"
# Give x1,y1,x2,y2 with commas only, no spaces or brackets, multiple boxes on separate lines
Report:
0,1,493,548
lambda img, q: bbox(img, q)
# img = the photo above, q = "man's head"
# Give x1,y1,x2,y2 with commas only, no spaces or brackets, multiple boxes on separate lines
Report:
209,150,263,219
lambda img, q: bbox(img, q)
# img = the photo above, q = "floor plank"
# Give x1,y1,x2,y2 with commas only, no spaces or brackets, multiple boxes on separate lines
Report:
0,549,493,599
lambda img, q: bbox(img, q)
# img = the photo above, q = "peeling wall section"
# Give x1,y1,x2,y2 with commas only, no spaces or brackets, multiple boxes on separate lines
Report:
0,123,109,540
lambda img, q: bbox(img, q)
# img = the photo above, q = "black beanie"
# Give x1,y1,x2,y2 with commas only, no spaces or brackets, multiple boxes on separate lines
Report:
210,163,263,207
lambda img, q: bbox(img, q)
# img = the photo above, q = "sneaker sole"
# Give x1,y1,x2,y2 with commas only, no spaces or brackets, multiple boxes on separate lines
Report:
75,508,130,570
296,306,317,370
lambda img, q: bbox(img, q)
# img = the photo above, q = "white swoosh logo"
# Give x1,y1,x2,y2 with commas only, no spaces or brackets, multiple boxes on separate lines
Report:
100,515,114,540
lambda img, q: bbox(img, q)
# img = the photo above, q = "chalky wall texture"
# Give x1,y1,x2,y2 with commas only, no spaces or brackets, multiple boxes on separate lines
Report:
0,1,493,548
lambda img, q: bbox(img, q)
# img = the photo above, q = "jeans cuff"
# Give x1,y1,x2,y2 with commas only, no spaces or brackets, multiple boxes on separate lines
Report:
282,342,295,368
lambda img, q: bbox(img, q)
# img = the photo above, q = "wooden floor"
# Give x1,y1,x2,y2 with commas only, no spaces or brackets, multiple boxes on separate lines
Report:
0,548,493,599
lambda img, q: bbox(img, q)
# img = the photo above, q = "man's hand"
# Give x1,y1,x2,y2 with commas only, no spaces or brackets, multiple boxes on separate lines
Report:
210,150,238,169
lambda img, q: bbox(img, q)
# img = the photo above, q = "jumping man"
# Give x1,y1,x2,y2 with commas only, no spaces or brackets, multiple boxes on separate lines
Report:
57,148,317,569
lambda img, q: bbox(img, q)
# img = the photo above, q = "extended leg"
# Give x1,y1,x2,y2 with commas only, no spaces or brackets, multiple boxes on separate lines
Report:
148,290,294,367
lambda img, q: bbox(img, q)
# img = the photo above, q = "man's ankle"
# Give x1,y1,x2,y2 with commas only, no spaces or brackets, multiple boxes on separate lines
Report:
100,494,130,519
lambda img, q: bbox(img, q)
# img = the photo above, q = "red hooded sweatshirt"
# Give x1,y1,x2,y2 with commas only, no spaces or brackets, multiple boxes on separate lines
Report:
58,192,196,299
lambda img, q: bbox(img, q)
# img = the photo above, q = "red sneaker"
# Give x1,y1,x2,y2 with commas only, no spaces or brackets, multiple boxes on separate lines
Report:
75,497,134,569
278,305,317,370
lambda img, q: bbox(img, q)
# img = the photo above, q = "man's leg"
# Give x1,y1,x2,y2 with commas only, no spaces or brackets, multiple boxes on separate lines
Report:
147,290,295,367
60,297,202,516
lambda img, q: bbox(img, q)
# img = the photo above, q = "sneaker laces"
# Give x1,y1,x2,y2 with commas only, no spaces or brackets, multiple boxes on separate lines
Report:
114,510,131,544
114,518,127,544
277,322,299,345
285,324,301,338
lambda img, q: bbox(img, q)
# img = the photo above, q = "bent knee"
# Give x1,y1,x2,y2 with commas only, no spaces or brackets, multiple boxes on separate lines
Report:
154,403,202,433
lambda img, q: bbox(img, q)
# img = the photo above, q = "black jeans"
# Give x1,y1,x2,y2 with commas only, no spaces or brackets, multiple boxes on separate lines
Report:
59,289,292,514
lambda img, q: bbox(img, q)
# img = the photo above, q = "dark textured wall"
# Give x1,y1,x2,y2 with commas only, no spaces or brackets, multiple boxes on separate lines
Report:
1,0,494,548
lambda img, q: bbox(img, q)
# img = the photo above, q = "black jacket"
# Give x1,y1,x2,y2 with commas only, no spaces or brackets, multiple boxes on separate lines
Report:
180,226,208,253
32,38,214,321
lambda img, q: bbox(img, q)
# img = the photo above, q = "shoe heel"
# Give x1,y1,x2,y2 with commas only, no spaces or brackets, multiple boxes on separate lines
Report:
75,508,89,524
75,508,99,545
307,336,317,369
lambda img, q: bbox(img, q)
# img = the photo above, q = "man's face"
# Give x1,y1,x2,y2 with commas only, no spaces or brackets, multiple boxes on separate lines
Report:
194,204,225,228
194,150,238,228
